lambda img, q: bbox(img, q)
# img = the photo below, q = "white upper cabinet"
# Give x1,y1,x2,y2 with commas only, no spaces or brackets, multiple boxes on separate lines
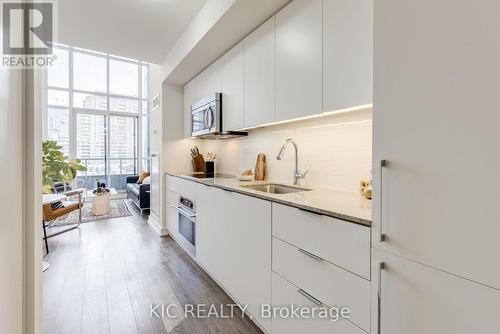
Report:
184,0,373,130
323,0,373,112
183,79,197,138
221,42,245,131
371,249,500,334
244,16,276,128
373,0,500,289
197,60,222,99
275,0,323,121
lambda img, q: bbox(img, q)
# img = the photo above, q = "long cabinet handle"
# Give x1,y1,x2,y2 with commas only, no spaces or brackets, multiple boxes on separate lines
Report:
170,203,197,218
297,289,323,306
377,262,385,334
379,160,387,242
298,248,324,262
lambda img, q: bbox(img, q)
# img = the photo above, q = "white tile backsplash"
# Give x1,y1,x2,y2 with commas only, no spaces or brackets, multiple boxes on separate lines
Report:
203,108,373,192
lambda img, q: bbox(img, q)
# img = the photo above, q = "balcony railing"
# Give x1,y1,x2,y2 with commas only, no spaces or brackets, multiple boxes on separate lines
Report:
75,157,138,192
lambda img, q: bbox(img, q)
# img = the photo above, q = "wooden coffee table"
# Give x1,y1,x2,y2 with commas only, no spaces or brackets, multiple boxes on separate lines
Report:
87,188,118,216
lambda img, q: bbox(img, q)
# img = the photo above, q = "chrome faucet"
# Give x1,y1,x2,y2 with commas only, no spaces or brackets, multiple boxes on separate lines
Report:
276,139,311,185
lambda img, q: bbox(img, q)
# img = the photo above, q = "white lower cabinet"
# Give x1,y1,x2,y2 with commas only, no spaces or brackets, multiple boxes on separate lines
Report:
169,176,372,334
165,188,179,237
273,238,370,332
195,186,227,283
371,248,500,334
196,186,272,332
273,203,371,279
271,273,366,334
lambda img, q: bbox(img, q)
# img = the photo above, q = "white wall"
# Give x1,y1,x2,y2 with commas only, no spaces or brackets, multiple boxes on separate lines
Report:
24,69,43,334
161,0,236,81
203,108,372,192
0,66,24,334
0,63,42,334
149,64,163,155
163,84,204,174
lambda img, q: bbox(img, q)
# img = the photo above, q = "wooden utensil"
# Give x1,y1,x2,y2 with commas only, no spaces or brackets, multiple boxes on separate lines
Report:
254,153,267,181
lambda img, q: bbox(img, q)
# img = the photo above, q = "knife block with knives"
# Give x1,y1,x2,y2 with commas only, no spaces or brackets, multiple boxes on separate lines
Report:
190,146,205,172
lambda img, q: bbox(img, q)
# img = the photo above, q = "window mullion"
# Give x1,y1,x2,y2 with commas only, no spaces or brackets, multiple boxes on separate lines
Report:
106,54,111,186
69,46,76,159
137,61,142,171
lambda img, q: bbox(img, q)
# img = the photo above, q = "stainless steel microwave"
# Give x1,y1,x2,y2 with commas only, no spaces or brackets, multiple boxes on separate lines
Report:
190,93,248,139
191,93,222,137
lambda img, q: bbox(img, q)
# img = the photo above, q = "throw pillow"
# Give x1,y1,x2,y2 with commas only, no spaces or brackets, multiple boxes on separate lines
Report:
142,176,151,184
137,170,150,184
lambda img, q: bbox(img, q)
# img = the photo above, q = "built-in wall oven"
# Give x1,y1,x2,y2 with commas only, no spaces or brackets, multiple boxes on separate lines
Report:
174,196,196,256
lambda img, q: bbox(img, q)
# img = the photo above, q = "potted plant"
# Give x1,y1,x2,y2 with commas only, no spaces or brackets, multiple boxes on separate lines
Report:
42,140,87,194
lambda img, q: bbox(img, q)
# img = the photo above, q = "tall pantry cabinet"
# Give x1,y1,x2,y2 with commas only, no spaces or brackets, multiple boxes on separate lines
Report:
372,0,500,332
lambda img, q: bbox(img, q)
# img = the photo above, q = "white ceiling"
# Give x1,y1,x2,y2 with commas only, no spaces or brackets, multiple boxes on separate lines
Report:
57,0,207,64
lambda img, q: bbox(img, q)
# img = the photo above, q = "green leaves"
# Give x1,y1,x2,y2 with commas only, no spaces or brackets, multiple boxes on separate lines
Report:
42,140,87,193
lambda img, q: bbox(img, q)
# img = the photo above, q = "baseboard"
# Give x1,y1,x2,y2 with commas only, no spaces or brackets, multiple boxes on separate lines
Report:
147,213,168,236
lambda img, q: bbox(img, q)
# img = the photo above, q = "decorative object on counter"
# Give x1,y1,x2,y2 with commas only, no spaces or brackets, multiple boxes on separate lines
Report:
238,169,254,181
206,152,217,160
360,179,372,200
254,153,267,181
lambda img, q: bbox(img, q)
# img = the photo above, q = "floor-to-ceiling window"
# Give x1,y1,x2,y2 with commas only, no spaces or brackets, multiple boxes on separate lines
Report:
44,44,150,192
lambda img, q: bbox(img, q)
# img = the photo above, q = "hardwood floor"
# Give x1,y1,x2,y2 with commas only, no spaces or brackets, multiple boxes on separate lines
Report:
43,201,263,334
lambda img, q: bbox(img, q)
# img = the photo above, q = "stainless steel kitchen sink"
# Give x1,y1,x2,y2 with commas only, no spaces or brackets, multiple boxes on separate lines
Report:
240,183,312,194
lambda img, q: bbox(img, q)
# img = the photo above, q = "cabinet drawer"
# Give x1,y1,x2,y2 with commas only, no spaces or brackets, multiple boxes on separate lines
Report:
166,175,203,199
272,238,370,332
271,273,366,334
272,203,370,279
165,188,179,206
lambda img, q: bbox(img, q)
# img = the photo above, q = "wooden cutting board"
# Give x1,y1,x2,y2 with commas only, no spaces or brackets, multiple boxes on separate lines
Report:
254,153,266,181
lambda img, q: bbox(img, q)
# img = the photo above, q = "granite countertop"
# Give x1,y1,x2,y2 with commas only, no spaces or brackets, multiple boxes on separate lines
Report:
166,172,372,226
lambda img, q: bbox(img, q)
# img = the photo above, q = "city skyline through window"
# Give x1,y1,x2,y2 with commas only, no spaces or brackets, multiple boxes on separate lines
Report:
44,44,150,191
